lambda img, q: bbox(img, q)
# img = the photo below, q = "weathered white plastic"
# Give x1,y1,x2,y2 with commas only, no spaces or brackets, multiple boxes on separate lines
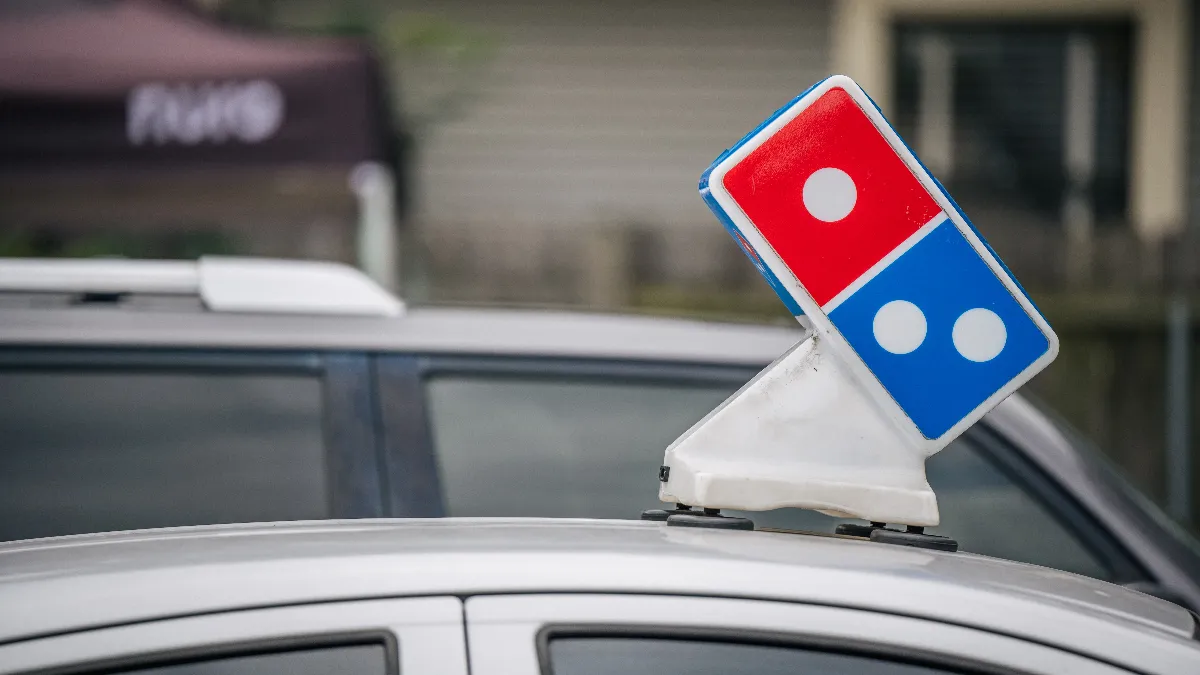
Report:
659,332,940,526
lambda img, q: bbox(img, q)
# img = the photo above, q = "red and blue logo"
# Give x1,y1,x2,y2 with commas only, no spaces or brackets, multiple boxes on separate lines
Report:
702,77,1057,441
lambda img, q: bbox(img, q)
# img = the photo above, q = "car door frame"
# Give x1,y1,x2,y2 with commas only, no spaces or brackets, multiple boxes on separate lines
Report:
983,404,1200,609
464,594,1132,675
965,422,1150,584
373,353,763,518
375,351,1163,583
0,347,387,522
0,596,467,675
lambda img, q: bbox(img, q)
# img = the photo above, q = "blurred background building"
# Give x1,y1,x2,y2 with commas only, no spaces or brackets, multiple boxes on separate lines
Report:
1,0,1198,523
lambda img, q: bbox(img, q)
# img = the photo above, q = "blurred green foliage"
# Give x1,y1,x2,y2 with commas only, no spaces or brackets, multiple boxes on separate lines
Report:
379,12,497,132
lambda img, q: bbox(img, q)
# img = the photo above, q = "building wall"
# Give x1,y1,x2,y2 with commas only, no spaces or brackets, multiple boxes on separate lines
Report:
394,0,833,233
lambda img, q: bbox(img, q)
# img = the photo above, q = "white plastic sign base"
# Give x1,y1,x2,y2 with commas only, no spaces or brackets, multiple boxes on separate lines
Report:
659,333,940,526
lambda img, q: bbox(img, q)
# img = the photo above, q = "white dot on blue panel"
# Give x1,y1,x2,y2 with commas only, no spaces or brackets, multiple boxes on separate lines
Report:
953,308,1007,362
873,300,926,354
826,221,1050,439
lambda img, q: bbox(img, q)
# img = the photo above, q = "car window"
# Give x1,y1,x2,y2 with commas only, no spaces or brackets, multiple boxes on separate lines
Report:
112,643,388,675
426,374,738,519
426,372,1110,579
548,637,955,675
0,370,326,540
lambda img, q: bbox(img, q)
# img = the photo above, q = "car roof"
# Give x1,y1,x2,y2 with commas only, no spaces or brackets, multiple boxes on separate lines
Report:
0,305,803,366
0,519,1195,668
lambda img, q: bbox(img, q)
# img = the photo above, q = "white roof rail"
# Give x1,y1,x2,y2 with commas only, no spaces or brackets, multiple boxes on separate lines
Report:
0,257,404,317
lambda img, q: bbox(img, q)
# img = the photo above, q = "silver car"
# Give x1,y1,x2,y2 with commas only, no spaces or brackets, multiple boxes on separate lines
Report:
1,258,1198,610
0,519,1197,674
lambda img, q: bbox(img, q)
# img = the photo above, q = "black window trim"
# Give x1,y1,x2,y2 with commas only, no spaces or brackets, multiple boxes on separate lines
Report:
536,624,1033,675
0,346,385,522
324,352,387,519
0,347,322,373
374,354,444,517
22,630,398,675
416,354,762,385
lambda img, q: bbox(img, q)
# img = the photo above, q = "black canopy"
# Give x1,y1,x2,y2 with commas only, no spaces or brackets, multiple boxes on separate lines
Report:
0,0,397,171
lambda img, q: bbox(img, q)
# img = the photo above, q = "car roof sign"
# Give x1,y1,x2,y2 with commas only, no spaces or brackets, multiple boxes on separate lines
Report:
659,75,1059,527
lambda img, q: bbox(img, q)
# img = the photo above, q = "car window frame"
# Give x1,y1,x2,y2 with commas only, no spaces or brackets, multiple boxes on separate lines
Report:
0,597,466,675
965,422,1149,584
376,354,762,519
464,594,1130,675
537,625,1013,675
31,631,398,675
1039,403,1200,589
0,347,387,527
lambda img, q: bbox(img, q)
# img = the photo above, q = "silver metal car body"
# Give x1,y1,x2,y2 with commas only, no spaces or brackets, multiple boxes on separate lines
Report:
0,305,798,365
0,519,1196,674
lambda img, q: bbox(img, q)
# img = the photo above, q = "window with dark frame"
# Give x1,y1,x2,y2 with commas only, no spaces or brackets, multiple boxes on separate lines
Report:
0,369,327,540
547,636,977,675
101,641,390,675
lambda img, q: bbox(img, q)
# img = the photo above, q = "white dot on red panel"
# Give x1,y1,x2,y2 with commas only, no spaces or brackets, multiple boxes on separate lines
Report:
802,167,857,222
953,308,1007,362
873,300,926,354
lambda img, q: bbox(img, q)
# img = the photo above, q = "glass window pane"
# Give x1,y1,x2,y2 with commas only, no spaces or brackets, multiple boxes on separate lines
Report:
120,643,387,675
549,637,954,675
426,375,739,518
0,371,327,540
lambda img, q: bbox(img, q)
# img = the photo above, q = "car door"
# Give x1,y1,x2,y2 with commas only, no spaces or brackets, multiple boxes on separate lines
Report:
464,594,1133,675
0,597,467,675
375,353,1149,582
0,348,384,541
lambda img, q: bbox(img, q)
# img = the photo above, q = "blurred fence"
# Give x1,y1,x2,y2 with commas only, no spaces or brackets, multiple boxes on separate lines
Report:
415,217,1200,308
